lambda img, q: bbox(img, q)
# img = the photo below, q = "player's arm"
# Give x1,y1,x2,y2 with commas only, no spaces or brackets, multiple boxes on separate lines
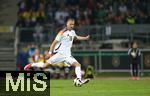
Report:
75,35,90,40
45,31,63,59
45,40,58,59
49,40,58,54
138,49,141,56
128,48,132,61
128,48,132,56
137,49,141,60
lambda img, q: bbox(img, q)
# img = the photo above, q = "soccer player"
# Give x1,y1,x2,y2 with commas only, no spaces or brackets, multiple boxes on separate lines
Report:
128,41,141,80
46,18,90,84
25,18,90,85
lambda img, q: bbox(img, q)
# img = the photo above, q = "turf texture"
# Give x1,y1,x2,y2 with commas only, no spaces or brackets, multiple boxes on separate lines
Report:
50,79,150,96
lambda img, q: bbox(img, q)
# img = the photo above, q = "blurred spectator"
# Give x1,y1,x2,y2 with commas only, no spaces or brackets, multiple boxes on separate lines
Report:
16,16,26,27
46,3,55,24
115,12,125,24
118,2,127,13
17,48,29,70
26,0,39,11
27,43,36,57
37,2,45,24
29,8,37,27
33,23,44,44
55,7,69,26
106,12,115,24
126,12,136,24
87,0,95,11
95,3,107,24
16,0,150,26
105,23,111,40
31,48,44,63
136,11,148,24
17,0,26,14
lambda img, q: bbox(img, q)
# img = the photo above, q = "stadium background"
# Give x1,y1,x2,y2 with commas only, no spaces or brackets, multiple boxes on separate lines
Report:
0,0,150,75
0,0,150,96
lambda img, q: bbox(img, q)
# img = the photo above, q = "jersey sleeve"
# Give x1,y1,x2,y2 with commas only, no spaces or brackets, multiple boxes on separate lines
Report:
73,30,77,38
55,31,64,41
138,49,141,56
128,48,132,55
72,30,77,40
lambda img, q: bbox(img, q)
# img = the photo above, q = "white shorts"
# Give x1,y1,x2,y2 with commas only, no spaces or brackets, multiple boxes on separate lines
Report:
46,53,77,65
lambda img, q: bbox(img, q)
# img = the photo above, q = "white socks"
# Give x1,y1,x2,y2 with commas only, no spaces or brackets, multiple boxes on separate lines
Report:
31,62,44,68
75,66,81,79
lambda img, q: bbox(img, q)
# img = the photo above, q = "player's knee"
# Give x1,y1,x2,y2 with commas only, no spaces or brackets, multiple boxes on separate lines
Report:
72,62,81,67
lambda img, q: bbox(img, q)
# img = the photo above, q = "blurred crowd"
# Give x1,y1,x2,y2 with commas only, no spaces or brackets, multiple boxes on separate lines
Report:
15,0,150,44
16,0,150,28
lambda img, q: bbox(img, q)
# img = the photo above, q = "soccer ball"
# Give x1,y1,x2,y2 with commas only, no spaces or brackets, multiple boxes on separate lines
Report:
73,78,82,87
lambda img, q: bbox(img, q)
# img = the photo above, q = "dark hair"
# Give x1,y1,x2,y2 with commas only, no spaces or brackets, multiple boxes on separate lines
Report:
65,17,75,23
130,41,138,48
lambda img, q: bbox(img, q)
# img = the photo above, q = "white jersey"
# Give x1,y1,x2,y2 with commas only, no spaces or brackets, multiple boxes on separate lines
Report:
54,28,77,56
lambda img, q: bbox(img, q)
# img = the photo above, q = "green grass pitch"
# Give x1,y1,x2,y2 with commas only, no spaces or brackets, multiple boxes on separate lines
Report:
50,79,150,96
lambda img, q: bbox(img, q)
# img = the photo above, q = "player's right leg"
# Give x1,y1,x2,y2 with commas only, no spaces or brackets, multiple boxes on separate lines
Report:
130,64,136,80
24,63,32,71
131,63,140,80
24,53,65,71
24,62,45,71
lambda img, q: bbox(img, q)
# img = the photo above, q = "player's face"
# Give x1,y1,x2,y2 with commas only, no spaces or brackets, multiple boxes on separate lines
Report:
133,43,138,48
66,20,75,30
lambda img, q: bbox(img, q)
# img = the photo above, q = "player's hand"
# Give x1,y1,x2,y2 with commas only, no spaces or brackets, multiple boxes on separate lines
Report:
85,35,90,40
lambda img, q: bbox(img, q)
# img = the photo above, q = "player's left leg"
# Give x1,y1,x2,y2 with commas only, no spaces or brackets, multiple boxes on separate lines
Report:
72,62,82,79
131,64,136,80
65,56,90,85
135,63,140,80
